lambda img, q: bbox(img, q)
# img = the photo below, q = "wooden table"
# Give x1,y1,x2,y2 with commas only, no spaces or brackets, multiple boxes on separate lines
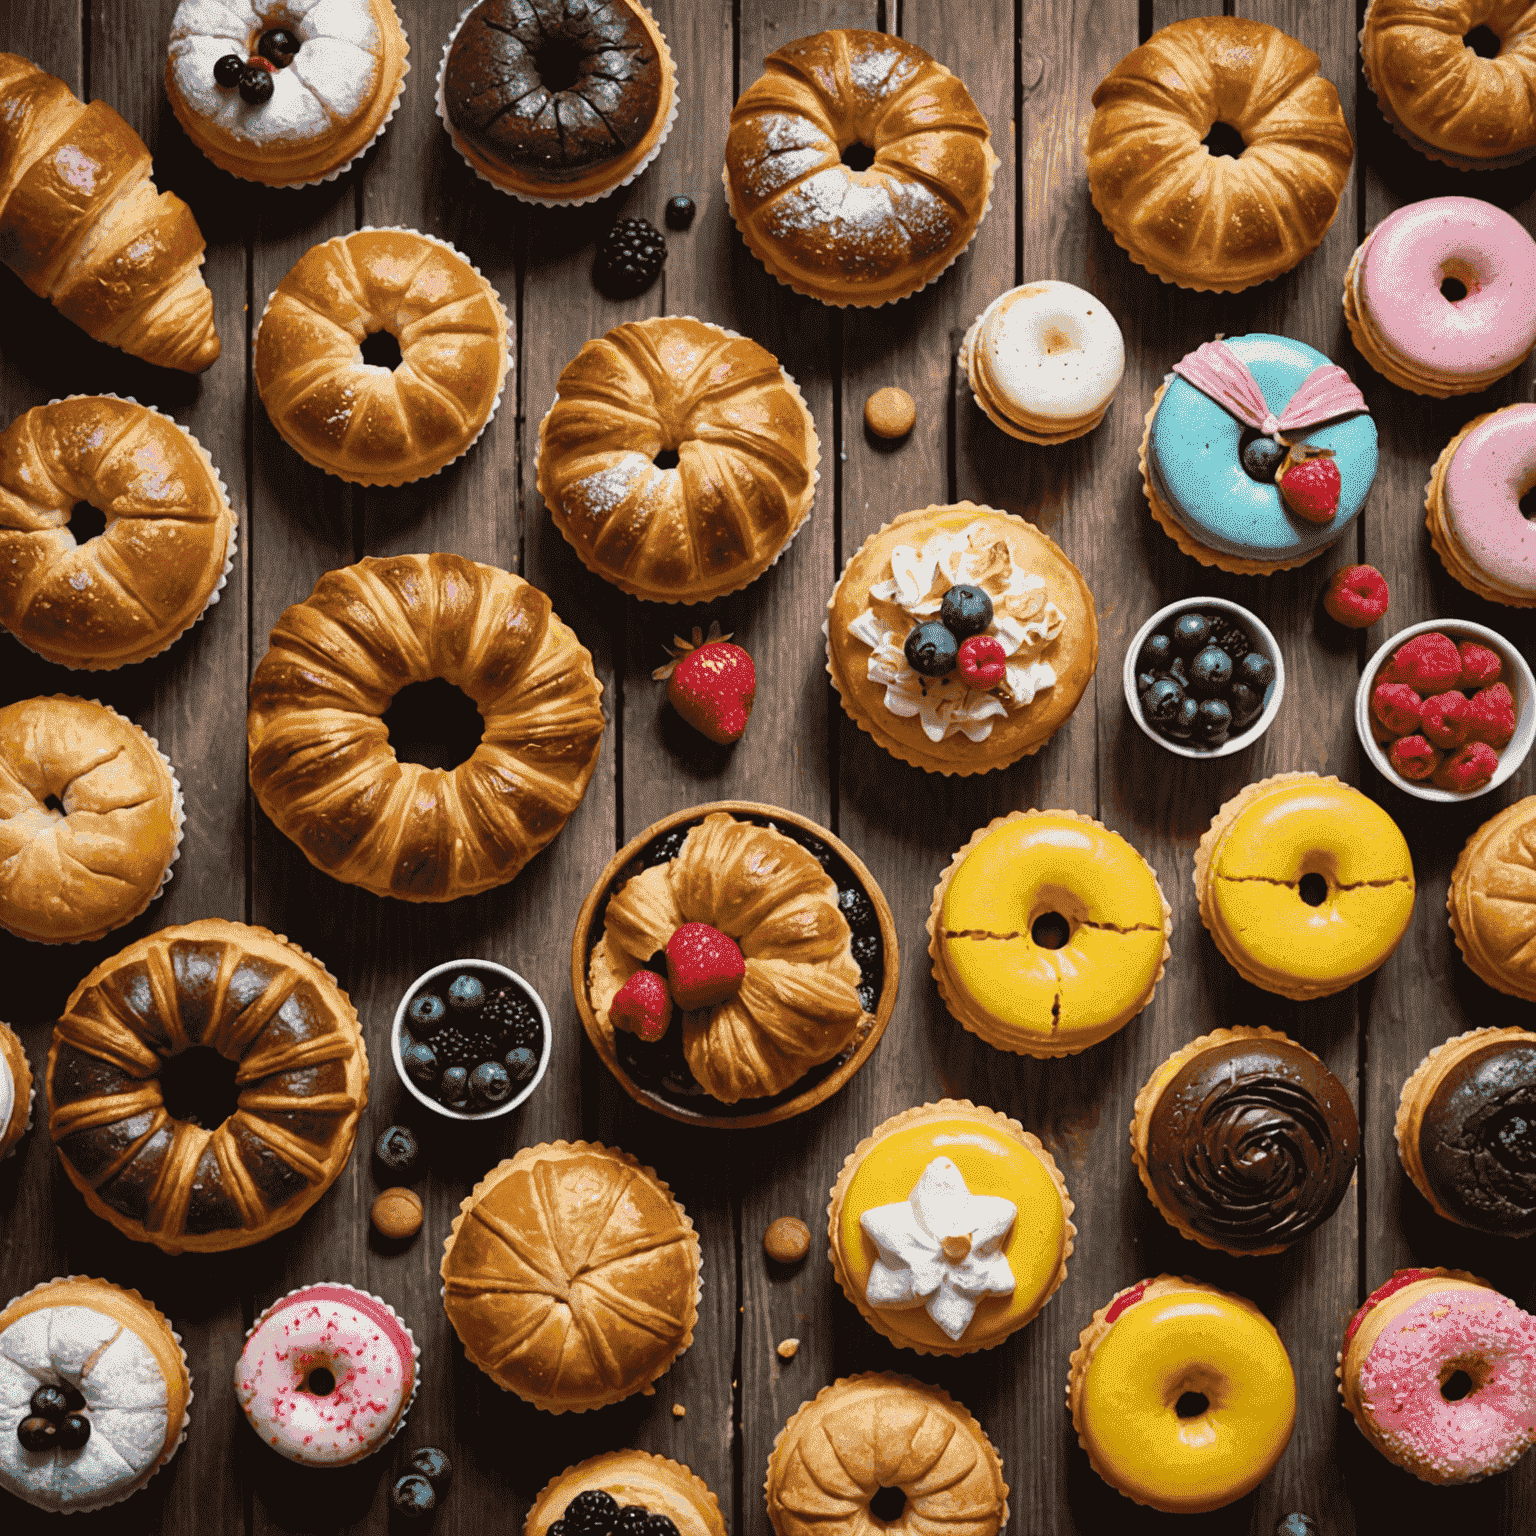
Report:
2,1,1534,1532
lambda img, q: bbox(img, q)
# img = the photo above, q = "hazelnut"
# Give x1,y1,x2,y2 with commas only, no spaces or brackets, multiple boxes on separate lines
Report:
864,387,916,439
777,1337,800,1359
372,1186,423,1241
763,1216,810,1264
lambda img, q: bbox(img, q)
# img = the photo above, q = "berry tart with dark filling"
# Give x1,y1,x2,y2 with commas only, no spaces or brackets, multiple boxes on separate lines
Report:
526,1451,726,1536
438,0,677,203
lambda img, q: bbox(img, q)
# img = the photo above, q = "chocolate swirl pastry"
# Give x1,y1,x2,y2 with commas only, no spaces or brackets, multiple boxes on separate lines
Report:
444,0,663,182
1145,1036,1358,1251
1419,1038,1536,1239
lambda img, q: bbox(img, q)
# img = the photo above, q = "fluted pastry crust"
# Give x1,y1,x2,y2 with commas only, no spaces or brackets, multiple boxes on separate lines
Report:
248,552,603,902
526,1450,726,1536
440,1142,700,1413
47,919,368,1254
1448,794,1536,998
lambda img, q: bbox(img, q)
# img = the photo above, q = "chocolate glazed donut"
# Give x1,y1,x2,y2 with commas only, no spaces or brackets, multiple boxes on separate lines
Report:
444,0,662,181
1146,1037,1359,1251
1420,1039,1536,1239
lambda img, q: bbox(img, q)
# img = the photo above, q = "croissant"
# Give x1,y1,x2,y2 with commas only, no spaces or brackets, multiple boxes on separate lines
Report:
0,53,219,371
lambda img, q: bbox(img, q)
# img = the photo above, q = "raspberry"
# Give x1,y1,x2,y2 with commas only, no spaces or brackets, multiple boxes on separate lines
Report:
1419,691,1469,748
1386,632,1461,693
1322,564,1389,628
1388,735,1440,781
1458,641,1503,691
1433,741,1499,793
1371,682,1422,736
1466,682,1516,748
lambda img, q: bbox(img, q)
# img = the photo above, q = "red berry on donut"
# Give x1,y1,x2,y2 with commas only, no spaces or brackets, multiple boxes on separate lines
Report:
1433,741,1499,793
1388,735,1440,781
665,922,745,1010
1386,632,1461,694
1419,691,1469,749
956,634,1006,689
1457,641,1502,692
1277,445,1341,524
1466,682,1516,748
1372,682,1423,736
1322,564,1389,628
608,969,673,1043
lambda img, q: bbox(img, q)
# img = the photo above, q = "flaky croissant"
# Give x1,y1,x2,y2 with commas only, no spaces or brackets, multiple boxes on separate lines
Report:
0,53,219,371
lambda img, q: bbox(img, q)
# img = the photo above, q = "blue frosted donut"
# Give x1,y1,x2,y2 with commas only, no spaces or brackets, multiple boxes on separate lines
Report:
1147,334,1377,563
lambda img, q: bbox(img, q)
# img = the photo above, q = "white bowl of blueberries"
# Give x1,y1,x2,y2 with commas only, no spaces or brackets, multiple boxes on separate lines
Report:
393,960,551,1120
1123,596,1285,758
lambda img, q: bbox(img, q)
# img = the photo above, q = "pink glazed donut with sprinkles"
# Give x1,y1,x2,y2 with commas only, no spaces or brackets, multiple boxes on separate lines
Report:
1339,1268,1536,1484
235,1283,419,1466
1344,197,1536,398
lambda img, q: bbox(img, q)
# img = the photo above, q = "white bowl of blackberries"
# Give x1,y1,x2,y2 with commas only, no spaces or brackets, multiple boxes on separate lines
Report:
392,960,550,1121
1123,597,1284,758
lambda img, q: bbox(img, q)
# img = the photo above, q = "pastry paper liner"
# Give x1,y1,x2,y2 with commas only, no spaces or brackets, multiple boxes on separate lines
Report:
168,2,410,188
1447,802,1536,999
536,317,820,603
0,1275,192,1514
0,1019,33,1159
436,0,678,207
825,1098,1074,1356
528,1450,726,1536
0,696,186,946
440,1141,701,1413
926,809,1171,1056
255,228,511,487
238,1283,419,1461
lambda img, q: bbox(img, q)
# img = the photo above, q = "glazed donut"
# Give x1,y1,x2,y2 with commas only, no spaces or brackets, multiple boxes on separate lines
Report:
1344,197,1536,397
1068,1274,1296,1514
961,281,1124,445
1195,773,1415,999
1427,404,1536,606
1339,1268,1536,1484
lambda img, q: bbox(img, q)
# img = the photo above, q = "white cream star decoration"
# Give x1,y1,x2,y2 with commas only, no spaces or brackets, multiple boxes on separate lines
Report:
859,1156,1017,1341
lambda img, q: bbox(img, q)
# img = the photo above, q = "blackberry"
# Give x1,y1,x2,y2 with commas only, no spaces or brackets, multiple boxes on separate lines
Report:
615,1507,652,1535
1206,614,1251,659
480,987,541,1053
851,933,880,971
424,1022,498,1068
837,887,874,933
548,1525,568,1536
564,1489,620,1535
649,828,688,863
858,981,878,1014
646,1517,680,1536
594,218,667,298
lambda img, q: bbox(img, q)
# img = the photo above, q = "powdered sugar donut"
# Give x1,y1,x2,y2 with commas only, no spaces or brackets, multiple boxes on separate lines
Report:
166,0,409,187
1339,1268,1536,1484
235,1284,417,1466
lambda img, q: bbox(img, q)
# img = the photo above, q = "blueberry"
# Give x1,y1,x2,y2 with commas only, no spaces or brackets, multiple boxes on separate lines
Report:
1193,697,1232,745
402,1041,438,1087
1228,682,1262,727
408,1447,453,1491
439,1066,468,1103
1236,651,1274,690
391,1473,437,1519
257,27,300,66
237,64,274,105
858,981,878,1013
665,195,696,228
1137,671,1157,694
903,621,958,677
446,974,485,1011
374,1125,420,1179
55,1413,89,1450
504,1046,538,1084
1275,1518,1318,1536
16,1416,56,1451
938,583,993,639
1169,656,1188,685
1171,612,1211,655
1188,645,1233,697
1141,677,1184,726
1240,434,1286,483
30,1385,69,1421
213,53,243,88
1138,631,1174,673
469,1061,511,1105
407,992,446,1034
1163,696,1199,740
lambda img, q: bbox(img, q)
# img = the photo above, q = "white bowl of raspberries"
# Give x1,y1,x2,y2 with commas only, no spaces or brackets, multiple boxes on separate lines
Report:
1356,619,1536,802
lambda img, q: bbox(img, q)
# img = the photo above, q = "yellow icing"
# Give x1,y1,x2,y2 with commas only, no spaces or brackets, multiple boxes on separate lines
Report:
1081,1285,1295,1514
940,814,1165,1048
837,1116,1065,1350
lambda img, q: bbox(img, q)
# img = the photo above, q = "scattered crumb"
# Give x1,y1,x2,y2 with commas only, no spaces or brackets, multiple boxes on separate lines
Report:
777,1338,800,1360
764,1216,811,1264
672,1404,686,1418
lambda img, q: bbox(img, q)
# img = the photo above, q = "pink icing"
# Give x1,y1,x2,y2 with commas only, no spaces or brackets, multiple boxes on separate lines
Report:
1444,403,1536,597
1358,1285,1536,1482
1360,198,1536,379
236,1286,415,1466
1172,339,1367,439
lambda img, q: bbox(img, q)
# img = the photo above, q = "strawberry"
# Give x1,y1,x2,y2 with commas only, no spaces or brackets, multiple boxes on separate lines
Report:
1458,641,1503,691
1419,691,1469,748
956,634,1006,689
609,969,673,1043
1322,564,1389,628
665,922,745,1009
654,623,756,745
1433,741,1499,793
1371,682,1422,736
1277,444,1341,524
1385,632,1461,694
1389,735,1440,782
1466,682,1516,748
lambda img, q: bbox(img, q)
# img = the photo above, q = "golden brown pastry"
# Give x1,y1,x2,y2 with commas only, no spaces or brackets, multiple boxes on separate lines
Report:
538,317,818,603
0,396,237,669
766,1373,1008,1536
0,1020,32,1160
248,553,603,902
255,229,509,485
1087,18,1353,292
1362,1,1536,169
0,696,182,945
526,1451,725,1536
440,1142,700,1413
586,812,867,1103
1448,794,1536,1000
0,53,219,370
725,30,999,306
47,919,368,1254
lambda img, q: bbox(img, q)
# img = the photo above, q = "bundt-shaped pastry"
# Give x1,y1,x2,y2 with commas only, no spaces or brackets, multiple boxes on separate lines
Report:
47,919,368,1255
538,317,818,603
766,1373,1009,1536
1087,18,1353,292
587,812,867,1103
725,30,999,306
441,1142,700,1413
0,395,236,669
248,553,603,902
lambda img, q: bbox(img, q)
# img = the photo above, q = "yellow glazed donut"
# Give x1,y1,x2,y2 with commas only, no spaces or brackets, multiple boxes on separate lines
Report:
827,1100,1073,1356
928,810,1170,1056
1068,1273,1296,1514
1195,773,1414,1000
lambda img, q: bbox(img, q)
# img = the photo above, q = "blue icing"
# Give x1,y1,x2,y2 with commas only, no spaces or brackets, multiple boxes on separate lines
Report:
1147,334,1377,561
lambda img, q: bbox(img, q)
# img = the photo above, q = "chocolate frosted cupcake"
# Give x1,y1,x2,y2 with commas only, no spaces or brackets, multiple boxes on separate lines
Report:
1396,1027,1536,1238
1130,1026,1359,1256
438,0,676,204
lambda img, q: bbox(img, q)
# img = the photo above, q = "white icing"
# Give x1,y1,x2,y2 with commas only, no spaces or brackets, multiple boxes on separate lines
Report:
0,1052,11,1144
848,521,1065,742
976,280,1124,426
859,1157,1017,1341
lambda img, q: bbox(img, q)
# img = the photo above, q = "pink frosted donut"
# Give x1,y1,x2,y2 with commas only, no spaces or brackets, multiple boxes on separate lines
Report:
1442,404,1536,602
235,1284,418,1466
1351,198,1536,395
1341,1269,1536,1484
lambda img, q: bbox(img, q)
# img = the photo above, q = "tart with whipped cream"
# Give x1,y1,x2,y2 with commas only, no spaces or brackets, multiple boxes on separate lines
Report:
0,1021,31,1160
826,502,1097,774
167,0,409,187
827,1099,1073,1356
